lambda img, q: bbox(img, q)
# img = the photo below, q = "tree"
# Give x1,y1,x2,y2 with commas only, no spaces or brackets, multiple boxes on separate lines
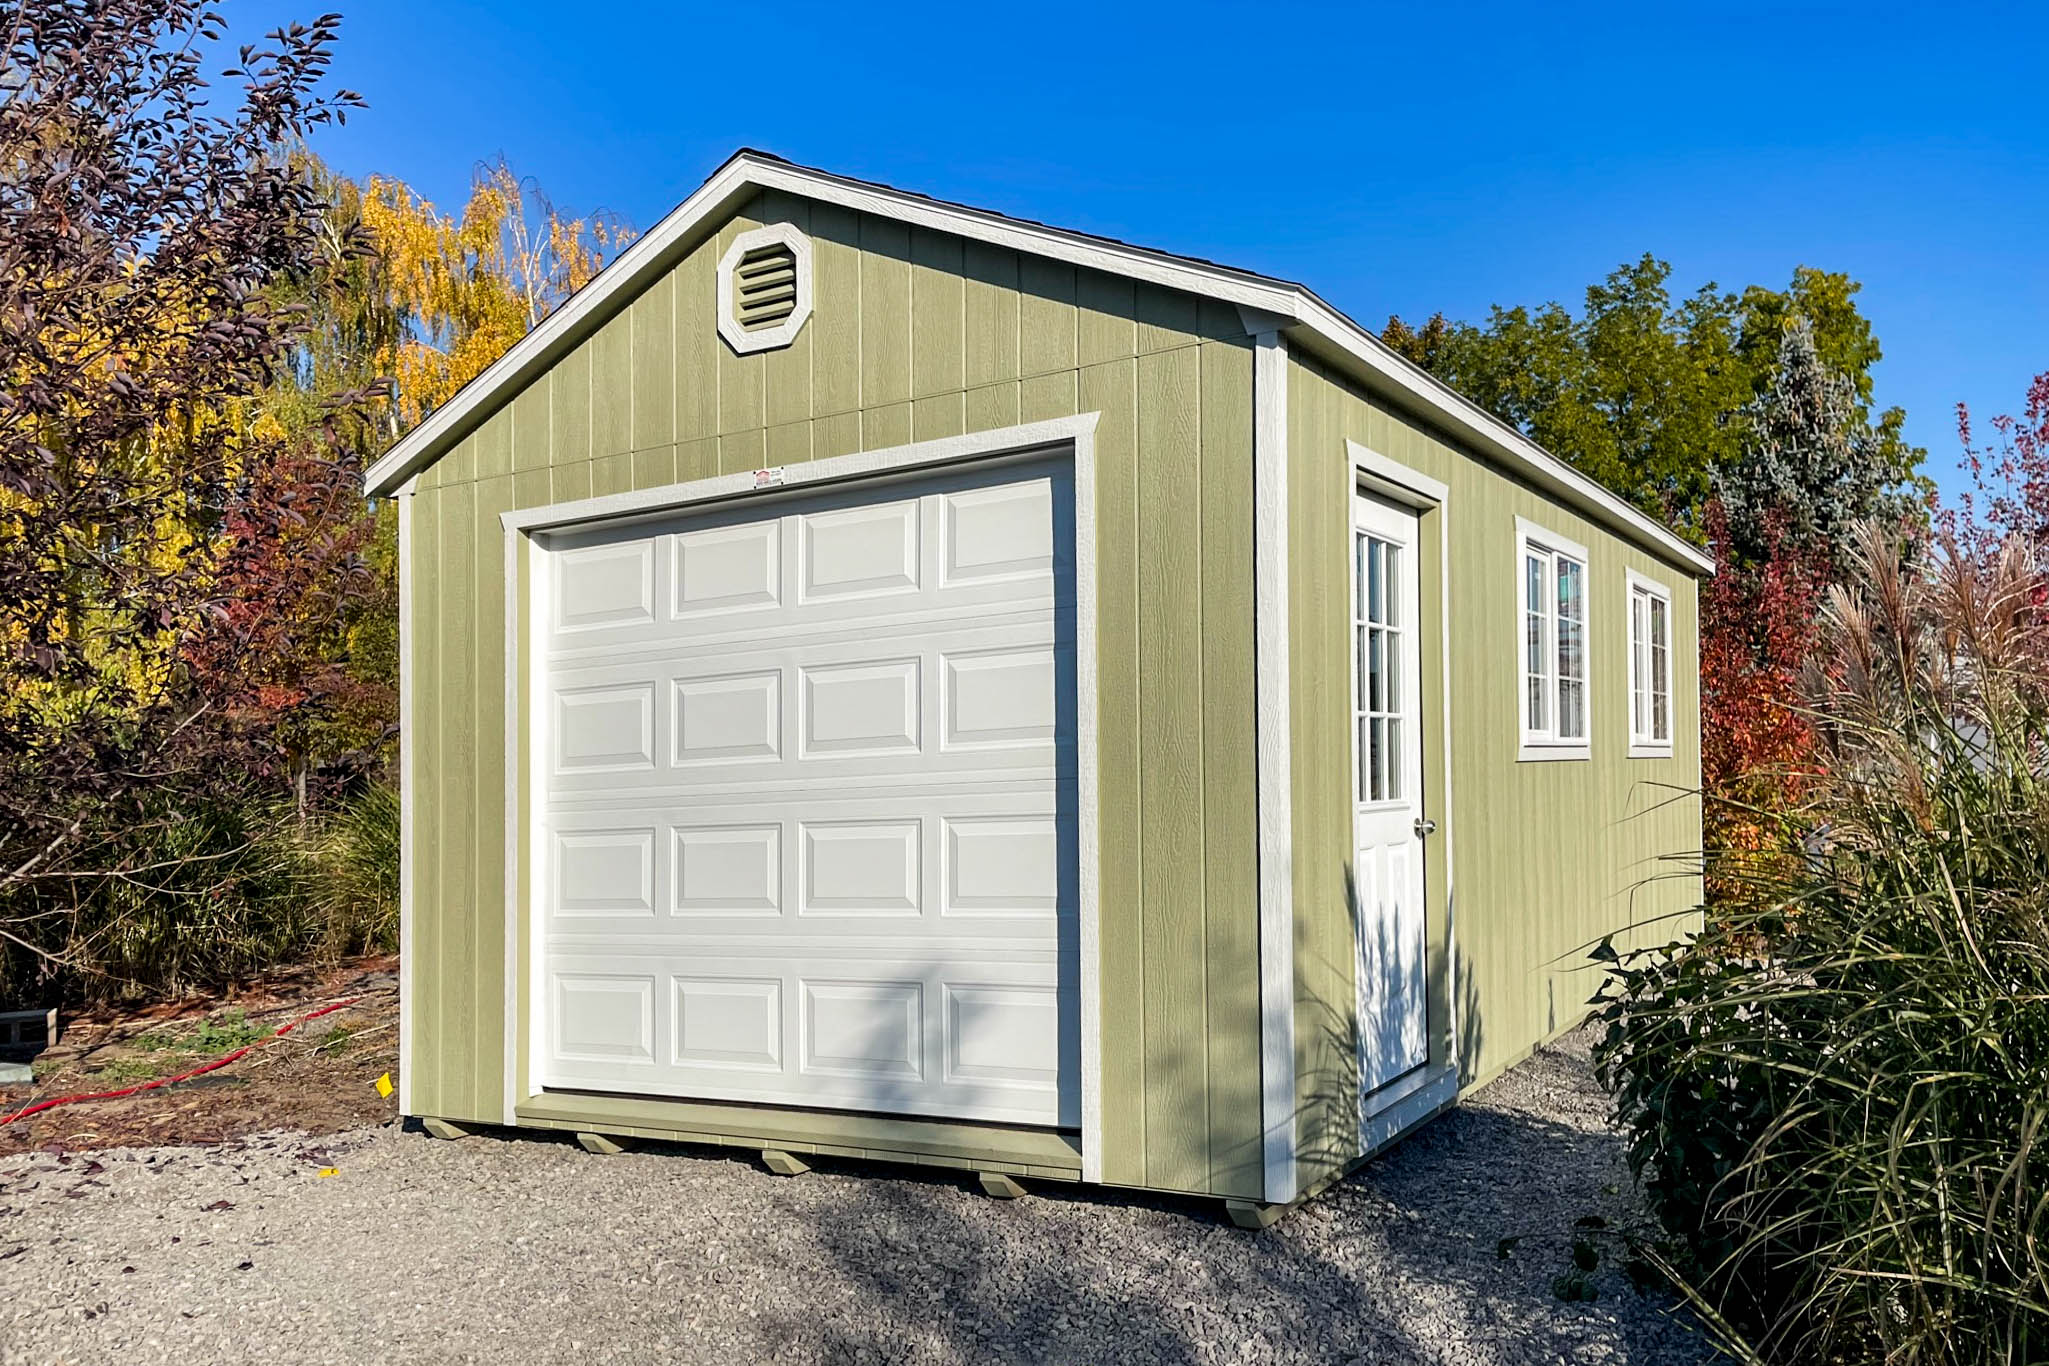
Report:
1713,318,1899,571
0,0,367,985
1698,508,1827,907
1382,257,1924,539
353,158,631,430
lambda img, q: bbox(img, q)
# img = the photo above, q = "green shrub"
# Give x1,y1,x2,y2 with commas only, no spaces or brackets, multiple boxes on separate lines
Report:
302,781,400,958
0,779,399,1004
6,794,320,1001
1593,525,2049,1365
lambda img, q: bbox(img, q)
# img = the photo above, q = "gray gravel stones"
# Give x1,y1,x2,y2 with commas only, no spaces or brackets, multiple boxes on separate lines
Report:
0,1030,1720,1365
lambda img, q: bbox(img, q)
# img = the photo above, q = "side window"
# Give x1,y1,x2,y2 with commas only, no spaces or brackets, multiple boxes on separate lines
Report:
1517,519,1591,758
1627,571,1674,755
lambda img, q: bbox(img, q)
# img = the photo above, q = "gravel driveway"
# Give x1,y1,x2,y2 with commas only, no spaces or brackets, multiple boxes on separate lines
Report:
0,1030,1719,1365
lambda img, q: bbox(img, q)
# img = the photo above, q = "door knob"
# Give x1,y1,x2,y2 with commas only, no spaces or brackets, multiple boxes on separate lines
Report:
1413,817,1437,838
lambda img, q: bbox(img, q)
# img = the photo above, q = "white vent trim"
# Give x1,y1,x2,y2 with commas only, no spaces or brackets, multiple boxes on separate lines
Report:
716,222,813,354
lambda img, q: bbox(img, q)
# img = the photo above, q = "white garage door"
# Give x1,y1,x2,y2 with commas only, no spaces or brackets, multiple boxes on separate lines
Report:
534,459,1078,1128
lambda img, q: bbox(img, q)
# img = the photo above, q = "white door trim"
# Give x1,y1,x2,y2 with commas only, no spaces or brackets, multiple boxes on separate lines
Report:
498,412,1104,1178
1347,443,1461,1141
1253,330,1297,1204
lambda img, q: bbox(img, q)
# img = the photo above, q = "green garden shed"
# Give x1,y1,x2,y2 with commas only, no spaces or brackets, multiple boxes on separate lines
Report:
365,149,1709,1221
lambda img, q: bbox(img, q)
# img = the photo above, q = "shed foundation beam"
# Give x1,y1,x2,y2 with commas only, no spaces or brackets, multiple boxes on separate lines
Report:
976,1171,1028,1200
576,1131,635,1155
1225,1199,1287,1231
761,1149,810,1176
421,1117,472,1141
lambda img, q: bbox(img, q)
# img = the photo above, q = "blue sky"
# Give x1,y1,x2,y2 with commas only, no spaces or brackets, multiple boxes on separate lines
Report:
252,0,2044,501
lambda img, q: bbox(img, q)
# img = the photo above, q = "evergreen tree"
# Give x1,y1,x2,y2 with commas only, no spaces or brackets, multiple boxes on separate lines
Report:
1714,318,1894,570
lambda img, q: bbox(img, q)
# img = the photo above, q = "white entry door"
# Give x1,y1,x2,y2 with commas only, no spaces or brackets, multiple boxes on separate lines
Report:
533,459,1078,1128
1352,488,1428,1096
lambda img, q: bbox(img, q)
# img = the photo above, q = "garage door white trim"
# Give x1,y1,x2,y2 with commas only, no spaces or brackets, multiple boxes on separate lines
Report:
499,413,1102,1179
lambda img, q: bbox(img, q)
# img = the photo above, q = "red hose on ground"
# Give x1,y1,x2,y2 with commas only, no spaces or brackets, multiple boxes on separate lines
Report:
0,996,360,1128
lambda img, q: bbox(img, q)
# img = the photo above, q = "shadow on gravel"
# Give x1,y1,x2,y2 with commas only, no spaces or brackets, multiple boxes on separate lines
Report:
752,1059,1719,1366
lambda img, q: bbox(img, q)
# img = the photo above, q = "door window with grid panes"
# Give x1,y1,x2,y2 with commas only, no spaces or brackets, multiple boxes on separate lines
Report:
1357,530,1409,801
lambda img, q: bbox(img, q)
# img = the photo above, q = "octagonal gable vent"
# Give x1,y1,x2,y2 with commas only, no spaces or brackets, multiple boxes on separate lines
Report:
717,223,813,354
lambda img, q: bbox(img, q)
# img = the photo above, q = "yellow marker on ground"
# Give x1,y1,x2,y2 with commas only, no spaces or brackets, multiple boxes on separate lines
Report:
317,1167,339,1178
374,1072,394,1098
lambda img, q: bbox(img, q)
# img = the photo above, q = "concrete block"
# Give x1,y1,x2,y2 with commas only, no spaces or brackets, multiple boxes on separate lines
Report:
576,1132,635,1155
421,1117,471,1141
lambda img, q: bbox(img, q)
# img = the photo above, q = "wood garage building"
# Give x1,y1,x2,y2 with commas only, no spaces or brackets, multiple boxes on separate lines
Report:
365,150,1708,1217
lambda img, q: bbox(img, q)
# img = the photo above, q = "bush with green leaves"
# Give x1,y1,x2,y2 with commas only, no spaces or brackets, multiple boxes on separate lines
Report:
1592,524,2049,1365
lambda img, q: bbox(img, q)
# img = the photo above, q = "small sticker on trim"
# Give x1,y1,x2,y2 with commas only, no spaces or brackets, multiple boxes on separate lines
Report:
754,467,785,489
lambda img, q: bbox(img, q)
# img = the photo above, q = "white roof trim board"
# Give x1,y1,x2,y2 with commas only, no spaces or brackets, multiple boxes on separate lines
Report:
363,150,1713,576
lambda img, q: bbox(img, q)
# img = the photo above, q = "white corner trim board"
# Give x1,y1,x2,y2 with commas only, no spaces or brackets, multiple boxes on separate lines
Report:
495,413,1106,1178
395,490,415,1117
362,152,1711,581
1252,331,1296,1205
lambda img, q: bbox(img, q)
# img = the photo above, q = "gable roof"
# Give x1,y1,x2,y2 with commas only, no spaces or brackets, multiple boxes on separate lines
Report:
364,149,1712,575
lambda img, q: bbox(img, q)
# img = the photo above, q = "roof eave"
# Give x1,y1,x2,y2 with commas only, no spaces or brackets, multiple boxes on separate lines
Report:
364,151,1712,578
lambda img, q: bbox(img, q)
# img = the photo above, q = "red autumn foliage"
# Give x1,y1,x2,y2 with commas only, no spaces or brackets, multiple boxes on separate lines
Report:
1699,501,1827,899
183,435,394,794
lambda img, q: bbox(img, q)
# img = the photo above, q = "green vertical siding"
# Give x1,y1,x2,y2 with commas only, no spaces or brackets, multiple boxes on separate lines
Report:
404,193,1265,1198
1286,352,1704,1176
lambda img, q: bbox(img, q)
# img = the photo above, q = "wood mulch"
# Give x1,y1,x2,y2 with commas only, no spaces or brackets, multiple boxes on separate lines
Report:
0,956,401,1157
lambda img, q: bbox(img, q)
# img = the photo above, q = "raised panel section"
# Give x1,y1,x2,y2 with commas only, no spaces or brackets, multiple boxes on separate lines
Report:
801,820,921,915
799,500,919,601
554,829,655,915
673,670,781,765
801,659,919,757
673,824,781,915
538,465,1077,1126
673,520,780,616
552,974,655,1064
672,977,783,1070
555,683,655,773
944,984,1061,1088
942,816,1060,915
801,980,923,1079
555,540,654,631
942,648,1056,748
942,480,1054,584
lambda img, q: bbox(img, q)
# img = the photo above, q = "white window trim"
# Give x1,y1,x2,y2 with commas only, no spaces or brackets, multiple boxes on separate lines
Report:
1514,516,1592,762
1625,568,1676,758
715,222,813,354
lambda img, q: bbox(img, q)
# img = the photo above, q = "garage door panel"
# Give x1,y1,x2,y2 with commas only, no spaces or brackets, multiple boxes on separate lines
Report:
940,478,1060,586
539,461,1076,1127
545,798,1070,945
671,823,782,916
671,518,782,618
797,498,922,602
542,951,1067,1124
553,828,657,917
551,973,656,1066
555,539,656,632
670,669,782,765
671,976,783,1071
798,658,921,757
